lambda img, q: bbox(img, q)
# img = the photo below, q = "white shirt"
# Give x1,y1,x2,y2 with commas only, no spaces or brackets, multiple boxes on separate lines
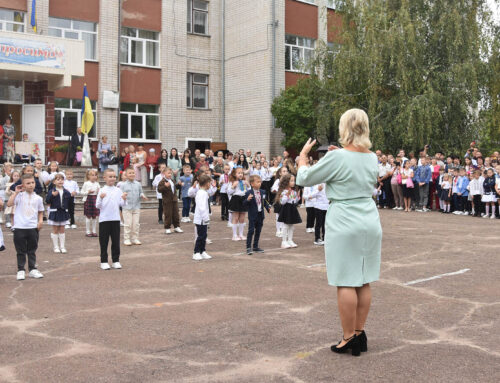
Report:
468,177,484,196
152,174,163,199
63,179,79,194
96,185,125,222
252,188,262,212
303,186,316,208
81,181,100,202
188,184,217,199
13,192,44,229
259,168,273,182
228,181,249,197
271,179,280,193
194,188,210,225
378,163,391,178
219,173,230,194
313,184,329,210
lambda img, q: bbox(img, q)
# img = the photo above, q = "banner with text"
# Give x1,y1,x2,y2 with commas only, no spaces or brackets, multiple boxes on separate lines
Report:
0,36,65,69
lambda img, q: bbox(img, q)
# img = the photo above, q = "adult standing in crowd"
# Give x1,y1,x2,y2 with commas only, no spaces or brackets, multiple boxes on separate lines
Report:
135,145,148,187
157,149,169,169
146,148,159,186
296,109,382,357
70,127,86,166
98,136,112,172
377,155,393,208
168,148,182,183
181,149,195,175
2,116,15,163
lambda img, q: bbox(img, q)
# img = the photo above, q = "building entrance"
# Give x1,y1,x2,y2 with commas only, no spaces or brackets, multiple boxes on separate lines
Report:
0,104,22,141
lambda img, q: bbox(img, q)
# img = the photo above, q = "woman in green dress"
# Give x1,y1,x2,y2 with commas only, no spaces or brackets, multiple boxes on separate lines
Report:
296,109,382,357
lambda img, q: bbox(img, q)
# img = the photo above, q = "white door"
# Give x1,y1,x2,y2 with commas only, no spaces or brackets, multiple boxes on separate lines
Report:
22,104,46,162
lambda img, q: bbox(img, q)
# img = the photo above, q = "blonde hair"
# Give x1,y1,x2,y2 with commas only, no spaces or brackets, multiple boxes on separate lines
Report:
85,169,98,181
338,109,372,150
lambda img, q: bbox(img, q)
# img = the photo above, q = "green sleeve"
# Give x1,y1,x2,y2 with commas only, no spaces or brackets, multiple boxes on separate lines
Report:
296,150,339,187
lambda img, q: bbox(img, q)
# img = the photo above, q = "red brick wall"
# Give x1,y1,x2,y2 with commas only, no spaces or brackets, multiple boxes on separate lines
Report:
0,0,26,11
285,0,318,39
327,9,343,43
122,0,161,31
49,0,99,22
285,72,308,88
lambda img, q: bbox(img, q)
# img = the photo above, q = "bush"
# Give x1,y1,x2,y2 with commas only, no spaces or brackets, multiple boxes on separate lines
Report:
52,144,69,153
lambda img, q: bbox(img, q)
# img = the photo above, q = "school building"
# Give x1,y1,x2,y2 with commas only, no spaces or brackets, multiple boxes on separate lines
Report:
0,0,342,161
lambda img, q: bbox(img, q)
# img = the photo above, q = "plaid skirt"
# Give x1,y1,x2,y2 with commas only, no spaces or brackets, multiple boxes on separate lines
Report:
84,195,100,218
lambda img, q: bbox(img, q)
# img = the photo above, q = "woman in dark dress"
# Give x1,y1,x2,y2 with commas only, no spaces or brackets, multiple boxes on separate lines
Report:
157,149,169,168
180,149,195,175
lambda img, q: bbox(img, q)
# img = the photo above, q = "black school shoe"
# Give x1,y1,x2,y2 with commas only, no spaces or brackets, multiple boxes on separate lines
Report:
0,245,5,252
253,248,265,253
246,248,253,255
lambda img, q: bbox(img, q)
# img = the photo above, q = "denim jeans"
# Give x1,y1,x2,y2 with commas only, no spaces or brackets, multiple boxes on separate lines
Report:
182,197,191,217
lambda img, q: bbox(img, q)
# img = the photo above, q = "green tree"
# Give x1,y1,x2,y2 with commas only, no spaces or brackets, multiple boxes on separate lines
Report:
272,0,495,155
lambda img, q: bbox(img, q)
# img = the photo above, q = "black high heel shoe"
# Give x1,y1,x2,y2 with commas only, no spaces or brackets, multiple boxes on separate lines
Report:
356,330,368,352
330,334,361,356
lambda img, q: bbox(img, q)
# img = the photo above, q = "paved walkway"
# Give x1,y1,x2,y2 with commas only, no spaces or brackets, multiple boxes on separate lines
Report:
0,209,498,382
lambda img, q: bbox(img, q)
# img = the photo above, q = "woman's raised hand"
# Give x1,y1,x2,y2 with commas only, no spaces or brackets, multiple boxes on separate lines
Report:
300,138,317,156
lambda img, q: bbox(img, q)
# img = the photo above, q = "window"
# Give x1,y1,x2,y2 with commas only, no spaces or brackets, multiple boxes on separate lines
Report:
55,98,97,139
48,18,97,61
0,79,23,103
0,9,24,32
328,42,341,55
120,104,159,141
187,0,208,35
327,0,345,9
120,27,159,67
297,1,317,5
187,73,208,109
285,35,315,73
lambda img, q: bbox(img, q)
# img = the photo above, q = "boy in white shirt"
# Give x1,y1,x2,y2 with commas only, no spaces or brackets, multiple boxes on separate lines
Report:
8,174,44,280
63,169,80,229
96,169,127,270
152,163,167,224
192,174,212,261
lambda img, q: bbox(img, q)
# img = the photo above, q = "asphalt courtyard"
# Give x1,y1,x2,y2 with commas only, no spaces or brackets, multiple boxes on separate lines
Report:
0,207,498,383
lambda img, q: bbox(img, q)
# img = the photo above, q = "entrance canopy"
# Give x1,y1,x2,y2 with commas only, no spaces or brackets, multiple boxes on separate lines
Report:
0,31,84,91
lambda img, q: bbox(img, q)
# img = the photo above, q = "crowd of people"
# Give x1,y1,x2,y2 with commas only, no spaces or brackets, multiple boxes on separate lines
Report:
1,140,499,280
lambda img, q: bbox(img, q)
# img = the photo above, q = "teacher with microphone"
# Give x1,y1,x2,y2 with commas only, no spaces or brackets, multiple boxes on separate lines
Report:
296,109,382,357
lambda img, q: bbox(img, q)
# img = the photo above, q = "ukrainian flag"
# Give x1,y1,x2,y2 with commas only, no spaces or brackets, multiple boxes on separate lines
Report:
31,0,37,33
81,84,94,135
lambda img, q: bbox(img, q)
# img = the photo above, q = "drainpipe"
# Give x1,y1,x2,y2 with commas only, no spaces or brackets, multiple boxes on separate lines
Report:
117,0,122,149
221,0,226,143
271,0,276,128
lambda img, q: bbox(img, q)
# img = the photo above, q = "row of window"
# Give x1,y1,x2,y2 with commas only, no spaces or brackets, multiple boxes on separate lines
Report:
0,0,210,65
54,71,209,141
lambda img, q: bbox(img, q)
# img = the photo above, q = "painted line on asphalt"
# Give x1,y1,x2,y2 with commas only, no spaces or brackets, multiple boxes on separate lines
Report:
307,263,326,268
404,268,470,286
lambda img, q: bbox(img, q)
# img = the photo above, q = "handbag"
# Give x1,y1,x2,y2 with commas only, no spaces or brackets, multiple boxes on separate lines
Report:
406,176,414,188
396,173,402,184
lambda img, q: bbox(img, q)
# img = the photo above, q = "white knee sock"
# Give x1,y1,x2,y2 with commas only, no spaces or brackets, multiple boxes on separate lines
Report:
228,212,232,223
59,233,66,250
238,223,245,237
446,204,450,212
92,218,97,233
281,226,288,244
85,218,91,234
51,233,60,250
288,225,295,243
486,205,490,216
275,214,280,231
232,224,238,238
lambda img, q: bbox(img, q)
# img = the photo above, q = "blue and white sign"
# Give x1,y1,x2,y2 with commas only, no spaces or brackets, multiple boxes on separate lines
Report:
0,37,65,69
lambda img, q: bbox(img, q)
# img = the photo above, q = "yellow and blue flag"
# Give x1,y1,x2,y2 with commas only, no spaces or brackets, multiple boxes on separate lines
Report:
81,84,94,135
31,0,37,33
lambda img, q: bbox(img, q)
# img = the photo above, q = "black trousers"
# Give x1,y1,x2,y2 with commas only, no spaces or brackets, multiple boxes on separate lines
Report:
306,207,316,229
194,224,207,254
158,199,163,221
314,209,326,241
99,221,120,263
262,180,271,201
220,193,229,219
14,228,39,271
246,216,263,250
380,180,393,207
68,196,75,225
473,195,482,216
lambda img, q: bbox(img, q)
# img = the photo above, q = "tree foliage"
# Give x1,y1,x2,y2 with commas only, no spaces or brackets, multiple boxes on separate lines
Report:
271,0,497,155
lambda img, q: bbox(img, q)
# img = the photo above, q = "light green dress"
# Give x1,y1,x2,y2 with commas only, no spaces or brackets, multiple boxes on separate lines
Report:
296,149,382,287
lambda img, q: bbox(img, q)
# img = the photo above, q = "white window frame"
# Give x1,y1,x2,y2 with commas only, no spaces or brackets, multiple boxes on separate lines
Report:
187,73,209,110
119,104,160,142
120,27,160,68
296,0,317,6
0,10,25,33
54,98,97,141
48,17,98,62
187,0,209,36
285,35,316,74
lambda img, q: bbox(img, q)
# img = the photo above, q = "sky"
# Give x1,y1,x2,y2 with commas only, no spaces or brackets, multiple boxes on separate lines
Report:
487,0,499,24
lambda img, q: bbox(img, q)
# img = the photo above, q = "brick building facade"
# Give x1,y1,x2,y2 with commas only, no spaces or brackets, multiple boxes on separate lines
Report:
0,0,342,160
